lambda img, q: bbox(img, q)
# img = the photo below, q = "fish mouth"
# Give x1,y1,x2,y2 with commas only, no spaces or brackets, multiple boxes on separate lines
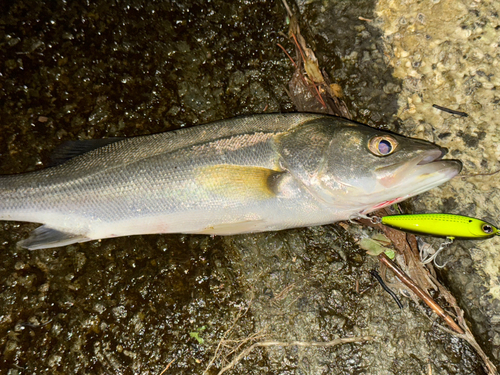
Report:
368,147,462,212
410,147,462,185
416,148,447,166
403,158,461,194
385,146,460,179
376,147,461,184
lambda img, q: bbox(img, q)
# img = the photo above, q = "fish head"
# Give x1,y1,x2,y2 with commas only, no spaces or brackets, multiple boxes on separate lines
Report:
319,123,462,212
277,118,462,213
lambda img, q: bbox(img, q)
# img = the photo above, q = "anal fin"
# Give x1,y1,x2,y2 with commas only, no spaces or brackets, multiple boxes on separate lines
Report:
18,226,90,250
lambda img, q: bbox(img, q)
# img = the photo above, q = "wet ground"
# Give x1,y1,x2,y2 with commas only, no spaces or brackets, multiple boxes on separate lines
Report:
376,0,500,367
0,1,494,374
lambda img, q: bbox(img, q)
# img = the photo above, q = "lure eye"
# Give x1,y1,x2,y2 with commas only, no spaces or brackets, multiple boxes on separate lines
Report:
482,224,493,234
368,135,398,156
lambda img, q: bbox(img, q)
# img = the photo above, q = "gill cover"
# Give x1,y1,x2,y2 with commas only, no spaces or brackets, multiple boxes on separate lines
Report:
275,118,363,206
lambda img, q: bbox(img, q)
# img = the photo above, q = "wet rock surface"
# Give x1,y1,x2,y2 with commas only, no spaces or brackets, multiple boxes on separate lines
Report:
0,0,492,374
376,0,500,365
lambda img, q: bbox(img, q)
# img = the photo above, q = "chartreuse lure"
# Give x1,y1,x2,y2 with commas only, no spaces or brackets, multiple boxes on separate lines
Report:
381,213,499,240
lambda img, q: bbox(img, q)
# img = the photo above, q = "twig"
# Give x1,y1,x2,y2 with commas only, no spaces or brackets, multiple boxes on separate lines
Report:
277,43,299,69
290,34,327,108
281,0,293,18
378,253,464,334
223,329,268,359
277,42,327,109
454,309,498,375
272,283,295,301
159,358,176,375
216,336,373,375
204,304,252,374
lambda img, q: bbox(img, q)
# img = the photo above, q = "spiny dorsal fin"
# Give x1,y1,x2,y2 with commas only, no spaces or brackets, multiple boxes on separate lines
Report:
49,138,125,166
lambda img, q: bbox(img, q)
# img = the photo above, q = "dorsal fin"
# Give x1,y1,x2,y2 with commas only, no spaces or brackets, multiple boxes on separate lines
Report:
49,138,125,166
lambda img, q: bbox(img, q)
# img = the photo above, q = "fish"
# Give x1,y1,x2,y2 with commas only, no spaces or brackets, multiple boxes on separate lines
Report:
381,213,499,239
0,113,462,250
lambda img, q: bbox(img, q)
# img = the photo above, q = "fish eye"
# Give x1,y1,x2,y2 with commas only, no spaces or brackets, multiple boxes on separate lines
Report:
482,224,494,234
368,136,398,157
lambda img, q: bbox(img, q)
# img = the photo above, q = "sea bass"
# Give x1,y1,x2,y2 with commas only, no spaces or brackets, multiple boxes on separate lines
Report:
0,113,461,250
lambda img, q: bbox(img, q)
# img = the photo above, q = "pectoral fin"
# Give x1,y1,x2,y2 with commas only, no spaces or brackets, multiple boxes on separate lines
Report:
18,226,90,250
196,165,283,200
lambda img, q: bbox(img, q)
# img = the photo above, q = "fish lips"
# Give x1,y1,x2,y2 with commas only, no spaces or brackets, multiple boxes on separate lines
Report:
414,147,462,176
376,147,462,189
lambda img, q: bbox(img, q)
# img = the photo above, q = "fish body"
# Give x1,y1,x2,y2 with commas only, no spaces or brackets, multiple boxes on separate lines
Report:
381,213,499,239
0,113,461,249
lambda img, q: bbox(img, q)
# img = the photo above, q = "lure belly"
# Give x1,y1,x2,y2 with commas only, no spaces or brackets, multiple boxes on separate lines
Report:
381,213,499,239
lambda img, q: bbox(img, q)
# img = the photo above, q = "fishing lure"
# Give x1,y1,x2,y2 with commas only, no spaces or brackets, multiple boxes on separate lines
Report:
380,213,499,240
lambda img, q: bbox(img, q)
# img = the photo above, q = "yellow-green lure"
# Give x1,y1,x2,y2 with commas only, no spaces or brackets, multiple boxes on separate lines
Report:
381,213,500,240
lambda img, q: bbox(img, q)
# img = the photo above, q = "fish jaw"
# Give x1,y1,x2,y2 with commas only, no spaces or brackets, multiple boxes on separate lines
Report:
360,157,462,215
301,143,461,213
